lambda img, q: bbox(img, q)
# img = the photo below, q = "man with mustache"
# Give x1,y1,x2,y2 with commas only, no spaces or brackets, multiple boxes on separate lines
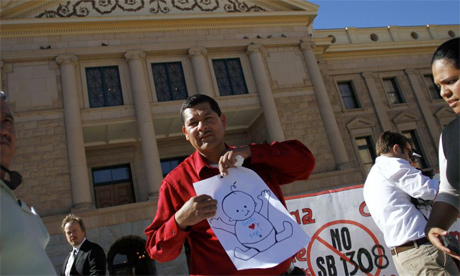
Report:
145,94,316,275
0,90,57,274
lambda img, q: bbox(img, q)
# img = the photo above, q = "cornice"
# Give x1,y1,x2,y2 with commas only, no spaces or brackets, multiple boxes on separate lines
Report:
322,41,443,60
0,11,314,38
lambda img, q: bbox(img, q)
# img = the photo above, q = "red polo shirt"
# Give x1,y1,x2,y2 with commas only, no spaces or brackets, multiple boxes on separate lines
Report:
145,140,315,275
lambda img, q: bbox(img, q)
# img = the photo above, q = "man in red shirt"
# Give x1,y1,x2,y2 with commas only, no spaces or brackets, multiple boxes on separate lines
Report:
145,94,315,275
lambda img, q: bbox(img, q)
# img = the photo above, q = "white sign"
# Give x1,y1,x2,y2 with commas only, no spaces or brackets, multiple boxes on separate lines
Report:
286,185,398,276
194,167,310,271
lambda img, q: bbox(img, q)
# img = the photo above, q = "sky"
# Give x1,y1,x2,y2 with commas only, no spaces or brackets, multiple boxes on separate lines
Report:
308,0,460,29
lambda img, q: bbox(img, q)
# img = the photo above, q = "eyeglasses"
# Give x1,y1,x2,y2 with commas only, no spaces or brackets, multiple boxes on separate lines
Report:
0,91,8,101
405,147,422,163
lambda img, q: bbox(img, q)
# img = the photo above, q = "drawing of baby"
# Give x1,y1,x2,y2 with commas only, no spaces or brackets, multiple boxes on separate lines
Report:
210,184,293,261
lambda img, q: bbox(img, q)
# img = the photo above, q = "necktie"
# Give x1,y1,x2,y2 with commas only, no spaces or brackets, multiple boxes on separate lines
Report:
65,249,76,276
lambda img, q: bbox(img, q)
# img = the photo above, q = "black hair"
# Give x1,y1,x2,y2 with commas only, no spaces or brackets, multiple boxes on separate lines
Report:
180,94,222,123
431,37,460,69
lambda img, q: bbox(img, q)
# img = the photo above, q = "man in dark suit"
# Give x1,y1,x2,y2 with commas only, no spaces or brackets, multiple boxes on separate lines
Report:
61,214,106,276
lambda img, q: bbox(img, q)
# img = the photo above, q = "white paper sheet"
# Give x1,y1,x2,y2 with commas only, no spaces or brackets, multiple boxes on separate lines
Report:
193,166,310,270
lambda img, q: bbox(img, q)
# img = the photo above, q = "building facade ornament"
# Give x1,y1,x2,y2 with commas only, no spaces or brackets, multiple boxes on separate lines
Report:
36,0,266,18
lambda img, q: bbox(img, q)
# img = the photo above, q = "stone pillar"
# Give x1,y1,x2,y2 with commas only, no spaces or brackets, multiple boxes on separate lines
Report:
362,72,392,131
247,44,285,142
56,55,93,211
0,60,3,91
124,50,163,200
405,69,440,148
188,47,213,97
300,41,349,168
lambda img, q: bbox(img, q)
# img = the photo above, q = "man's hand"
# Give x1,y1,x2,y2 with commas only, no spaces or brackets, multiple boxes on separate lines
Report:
218,146,251,176
427,227,460,260
175,194,217,230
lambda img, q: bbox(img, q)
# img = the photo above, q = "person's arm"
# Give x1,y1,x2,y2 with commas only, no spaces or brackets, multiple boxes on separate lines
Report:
425,201,460,260
393,160,438,201
88,244,107,276
249,140,316,184
219,140,315,182
144,181,217,262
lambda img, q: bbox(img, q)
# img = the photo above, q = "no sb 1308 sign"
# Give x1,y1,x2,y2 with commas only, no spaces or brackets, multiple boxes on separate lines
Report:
286,185,398,276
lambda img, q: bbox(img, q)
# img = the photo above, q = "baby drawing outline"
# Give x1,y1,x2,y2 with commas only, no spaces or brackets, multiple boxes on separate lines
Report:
210,182,293,261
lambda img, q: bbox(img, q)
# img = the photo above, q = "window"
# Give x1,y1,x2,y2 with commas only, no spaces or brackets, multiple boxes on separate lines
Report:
402,130,428,168
92,164,135,208
383,78,404,104
151,62,188,102
212,58,248,96
86,66,123,108
338,81,360,109
355,136,376,175
424,74,442,100
161,156,187,177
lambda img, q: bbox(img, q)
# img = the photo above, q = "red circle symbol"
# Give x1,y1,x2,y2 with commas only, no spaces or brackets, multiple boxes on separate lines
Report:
306,220,386,276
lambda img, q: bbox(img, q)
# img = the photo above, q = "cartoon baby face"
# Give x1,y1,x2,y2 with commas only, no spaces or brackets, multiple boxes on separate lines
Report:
222,191,256,221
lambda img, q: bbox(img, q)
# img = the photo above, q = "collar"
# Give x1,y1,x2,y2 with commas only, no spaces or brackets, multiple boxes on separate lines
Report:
192,144,232,179
72,238,87,253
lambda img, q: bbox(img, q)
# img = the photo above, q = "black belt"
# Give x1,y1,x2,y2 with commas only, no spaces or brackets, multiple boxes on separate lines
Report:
391,237,429,255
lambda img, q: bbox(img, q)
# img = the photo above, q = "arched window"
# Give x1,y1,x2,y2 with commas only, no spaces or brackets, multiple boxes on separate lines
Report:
107,236,156,275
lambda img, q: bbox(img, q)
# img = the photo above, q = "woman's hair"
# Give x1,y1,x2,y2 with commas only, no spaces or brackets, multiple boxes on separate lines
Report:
375,131,411,156
431,37,459,69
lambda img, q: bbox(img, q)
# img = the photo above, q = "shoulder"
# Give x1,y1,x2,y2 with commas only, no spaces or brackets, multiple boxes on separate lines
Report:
81,240,104,252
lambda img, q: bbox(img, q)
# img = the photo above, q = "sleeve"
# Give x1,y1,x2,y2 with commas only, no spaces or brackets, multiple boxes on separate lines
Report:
89,244,107,276
436,137,460,211
144,181,190,262
249,140,316,184
391,159,439,201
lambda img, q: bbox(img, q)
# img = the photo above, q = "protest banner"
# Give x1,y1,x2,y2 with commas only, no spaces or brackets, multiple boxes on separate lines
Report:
286,184,460,276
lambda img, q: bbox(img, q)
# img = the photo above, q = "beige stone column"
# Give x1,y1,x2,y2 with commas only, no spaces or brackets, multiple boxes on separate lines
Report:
362,72,392,131
300,41,349,168
0,60,3,91
405,69,440,148
125,50,163,200
247,44,285,142
188,47,213,97
56,55,93,211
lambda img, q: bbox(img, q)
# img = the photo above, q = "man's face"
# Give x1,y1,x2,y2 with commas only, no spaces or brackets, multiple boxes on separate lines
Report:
64,221,86,247
182,102,226,156
0,100,16,177
397,143,415,167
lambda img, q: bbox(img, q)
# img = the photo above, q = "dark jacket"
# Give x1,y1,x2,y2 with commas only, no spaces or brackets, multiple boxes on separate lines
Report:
61,239,106,276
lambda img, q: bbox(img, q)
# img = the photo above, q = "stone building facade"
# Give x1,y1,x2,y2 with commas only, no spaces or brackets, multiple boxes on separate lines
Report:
1,0,458,274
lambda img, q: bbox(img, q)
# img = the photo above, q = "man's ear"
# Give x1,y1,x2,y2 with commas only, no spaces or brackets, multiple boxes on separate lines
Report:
182,126,189,141
221,113,227,129
392,144,401,155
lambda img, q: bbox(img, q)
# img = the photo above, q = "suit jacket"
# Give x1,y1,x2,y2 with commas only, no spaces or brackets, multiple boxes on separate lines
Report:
61,239,106,276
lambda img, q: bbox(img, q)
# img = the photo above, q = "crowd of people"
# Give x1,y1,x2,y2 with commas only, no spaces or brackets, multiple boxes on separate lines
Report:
0,37,458,275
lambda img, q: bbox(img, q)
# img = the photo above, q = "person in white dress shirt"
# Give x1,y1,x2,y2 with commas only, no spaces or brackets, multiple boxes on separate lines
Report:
363,130,459,275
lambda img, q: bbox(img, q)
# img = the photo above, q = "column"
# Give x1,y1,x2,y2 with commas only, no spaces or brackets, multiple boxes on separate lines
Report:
405,69,440,148
188,47,213,97
124,50,163,200
55,55,93,211
300,41,349,168
0,60,3,90
362,72,392,131
247,44,285,142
